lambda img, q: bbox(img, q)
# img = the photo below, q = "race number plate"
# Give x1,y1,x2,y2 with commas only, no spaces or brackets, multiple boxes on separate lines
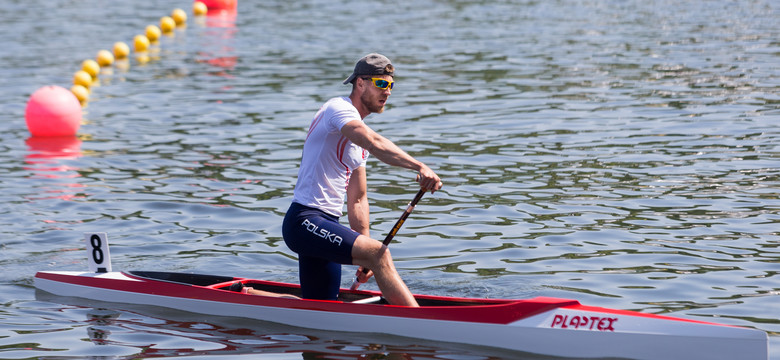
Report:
85,232,112,273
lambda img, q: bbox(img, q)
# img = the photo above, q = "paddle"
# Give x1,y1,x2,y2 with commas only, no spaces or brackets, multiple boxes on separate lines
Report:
350,188,426,291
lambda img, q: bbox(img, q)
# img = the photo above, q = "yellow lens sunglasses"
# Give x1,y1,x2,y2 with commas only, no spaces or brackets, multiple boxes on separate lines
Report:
364,77,394,90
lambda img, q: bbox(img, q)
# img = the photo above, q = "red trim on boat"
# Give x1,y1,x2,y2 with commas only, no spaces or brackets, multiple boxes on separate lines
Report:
35,271,580,324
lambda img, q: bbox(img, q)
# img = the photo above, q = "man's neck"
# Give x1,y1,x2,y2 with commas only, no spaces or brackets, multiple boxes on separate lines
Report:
348,93,369,119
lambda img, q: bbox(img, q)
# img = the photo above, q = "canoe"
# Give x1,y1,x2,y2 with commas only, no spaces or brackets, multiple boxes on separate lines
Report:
34,270,768,359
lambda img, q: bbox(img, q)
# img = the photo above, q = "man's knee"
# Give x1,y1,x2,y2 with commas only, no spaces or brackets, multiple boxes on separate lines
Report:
352,236,391,268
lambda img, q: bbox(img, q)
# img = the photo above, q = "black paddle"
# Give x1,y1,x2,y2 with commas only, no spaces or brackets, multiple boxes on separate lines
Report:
350,188,426,291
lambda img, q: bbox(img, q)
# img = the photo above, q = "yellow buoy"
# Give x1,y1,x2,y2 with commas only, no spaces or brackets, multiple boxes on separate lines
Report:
81,59,100,79
171,8,187,25
160,16,176,34
134,34,150,52
73,70,93,88
145,25,161,42
70,84,90,104
113,41,130,59
96,49,114,67
193,1,208,16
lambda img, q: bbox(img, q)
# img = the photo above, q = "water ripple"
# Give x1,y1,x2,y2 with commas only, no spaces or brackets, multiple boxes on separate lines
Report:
0,0,777,358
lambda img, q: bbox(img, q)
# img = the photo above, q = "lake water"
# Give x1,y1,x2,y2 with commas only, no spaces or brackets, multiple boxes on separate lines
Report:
1,0,778,359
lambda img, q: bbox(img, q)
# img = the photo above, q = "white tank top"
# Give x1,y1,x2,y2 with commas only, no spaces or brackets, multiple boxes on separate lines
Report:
292,97,369,216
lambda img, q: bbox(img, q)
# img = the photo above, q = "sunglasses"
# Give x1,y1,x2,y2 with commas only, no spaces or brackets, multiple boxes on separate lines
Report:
363,77,395,90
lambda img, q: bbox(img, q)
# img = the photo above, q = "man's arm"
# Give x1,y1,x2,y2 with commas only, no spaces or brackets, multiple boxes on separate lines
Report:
341,120,442,192
346,166,375,285
346,166,370,236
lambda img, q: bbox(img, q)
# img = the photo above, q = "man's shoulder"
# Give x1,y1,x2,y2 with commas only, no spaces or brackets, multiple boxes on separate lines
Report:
324,96,357,112
321,97,360,128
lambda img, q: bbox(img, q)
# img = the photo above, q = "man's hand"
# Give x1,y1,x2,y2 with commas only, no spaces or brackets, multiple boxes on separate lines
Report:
416,164,443,193
355,266,374,284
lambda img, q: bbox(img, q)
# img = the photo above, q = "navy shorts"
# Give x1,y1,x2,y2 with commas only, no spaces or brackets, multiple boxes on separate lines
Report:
282,202,359,300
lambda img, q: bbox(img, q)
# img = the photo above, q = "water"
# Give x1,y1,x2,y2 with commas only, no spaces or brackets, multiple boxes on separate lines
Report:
1,0,778,358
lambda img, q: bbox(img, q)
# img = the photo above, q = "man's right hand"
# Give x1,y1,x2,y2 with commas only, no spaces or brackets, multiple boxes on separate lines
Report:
416,164,443,193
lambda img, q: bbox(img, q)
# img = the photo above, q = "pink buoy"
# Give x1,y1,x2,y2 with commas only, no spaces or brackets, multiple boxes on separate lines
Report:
25,85,82,137
198,0,237,11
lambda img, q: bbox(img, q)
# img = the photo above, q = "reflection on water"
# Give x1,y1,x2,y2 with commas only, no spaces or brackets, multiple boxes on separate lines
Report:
86,308,120,345
197,9,238,75
0,0,777,358
24,136,85,201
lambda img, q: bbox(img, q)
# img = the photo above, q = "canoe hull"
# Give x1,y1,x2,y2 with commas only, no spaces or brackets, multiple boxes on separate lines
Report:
34,271,768,360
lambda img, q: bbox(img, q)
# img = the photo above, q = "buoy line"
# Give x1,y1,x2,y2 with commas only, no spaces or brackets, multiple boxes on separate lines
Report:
25,2,218,138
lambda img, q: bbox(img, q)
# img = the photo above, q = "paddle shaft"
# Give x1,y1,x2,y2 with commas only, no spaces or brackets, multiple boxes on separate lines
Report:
350,188,426,290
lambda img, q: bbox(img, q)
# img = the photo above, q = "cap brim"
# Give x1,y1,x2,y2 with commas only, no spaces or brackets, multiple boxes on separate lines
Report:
343,73,357,85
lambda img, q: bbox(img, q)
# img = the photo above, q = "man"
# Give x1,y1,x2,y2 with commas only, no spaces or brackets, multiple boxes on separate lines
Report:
282,53,442,307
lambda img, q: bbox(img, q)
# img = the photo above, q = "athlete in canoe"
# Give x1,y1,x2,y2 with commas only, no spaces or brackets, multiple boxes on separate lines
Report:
282,53,442,307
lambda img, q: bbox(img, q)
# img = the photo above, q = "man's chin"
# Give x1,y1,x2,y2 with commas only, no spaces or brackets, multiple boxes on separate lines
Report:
367,104,385,114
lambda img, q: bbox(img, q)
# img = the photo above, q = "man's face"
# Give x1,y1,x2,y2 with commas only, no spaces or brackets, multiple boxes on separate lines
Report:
359,75,393,114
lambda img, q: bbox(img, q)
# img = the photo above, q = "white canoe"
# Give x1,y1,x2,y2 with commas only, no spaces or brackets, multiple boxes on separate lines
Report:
34,270,768,359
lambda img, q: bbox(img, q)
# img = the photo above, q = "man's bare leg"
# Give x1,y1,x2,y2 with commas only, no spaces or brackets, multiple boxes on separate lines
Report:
243,287,301,299
351,235,419,307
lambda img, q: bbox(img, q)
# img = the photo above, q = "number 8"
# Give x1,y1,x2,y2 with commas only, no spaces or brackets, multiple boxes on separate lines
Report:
91,234,104,264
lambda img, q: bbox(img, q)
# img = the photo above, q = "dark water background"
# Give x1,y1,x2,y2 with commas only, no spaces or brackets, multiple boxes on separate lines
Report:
0,0,777,358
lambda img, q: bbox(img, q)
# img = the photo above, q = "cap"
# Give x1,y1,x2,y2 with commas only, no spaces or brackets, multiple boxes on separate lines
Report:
343,53,394,85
